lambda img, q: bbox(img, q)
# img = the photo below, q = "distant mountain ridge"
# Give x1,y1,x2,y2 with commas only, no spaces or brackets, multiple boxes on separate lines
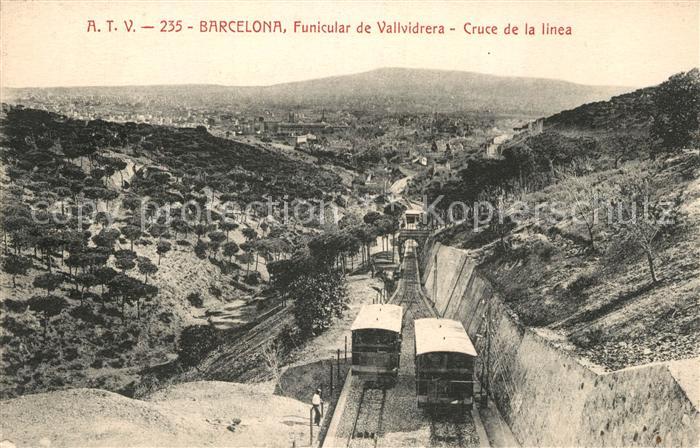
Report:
4,67,630,115
252,67,629,114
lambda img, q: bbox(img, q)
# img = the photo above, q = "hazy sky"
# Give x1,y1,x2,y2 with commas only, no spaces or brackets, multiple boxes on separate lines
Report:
1,1,698,89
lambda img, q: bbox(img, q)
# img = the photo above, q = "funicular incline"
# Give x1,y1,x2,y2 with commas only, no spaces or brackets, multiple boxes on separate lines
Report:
324,247,484,448
397,229,430,261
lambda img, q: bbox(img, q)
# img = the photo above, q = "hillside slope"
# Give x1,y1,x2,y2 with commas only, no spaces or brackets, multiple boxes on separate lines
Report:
0,106,346,398
434,69,700,371
0,381,310,447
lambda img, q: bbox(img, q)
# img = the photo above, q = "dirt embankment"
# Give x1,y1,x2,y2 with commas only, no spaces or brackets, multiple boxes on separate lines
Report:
0,381,311,447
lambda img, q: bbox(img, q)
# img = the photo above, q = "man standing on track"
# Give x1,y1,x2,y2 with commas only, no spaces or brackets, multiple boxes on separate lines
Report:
312,388,323,425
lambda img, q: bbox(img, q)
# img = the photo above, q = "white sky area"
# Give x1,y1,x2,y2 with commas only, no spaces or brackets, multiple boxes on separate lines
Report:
1,1,698,88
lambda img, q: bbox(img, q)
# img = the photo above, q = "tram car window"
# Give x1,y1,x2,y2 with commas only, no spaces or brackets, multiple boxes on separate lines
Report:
414,318,477,408
350,304,403,379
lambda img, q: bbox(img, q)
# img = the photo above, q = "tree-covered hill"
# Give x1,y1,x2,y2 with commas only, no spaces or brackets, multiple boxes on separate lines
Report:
1,107,343,202
0,105,346,398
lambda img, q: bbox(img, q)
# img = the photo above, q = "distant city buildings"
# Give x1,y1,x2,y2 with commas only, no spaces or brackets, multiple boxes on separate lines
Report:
287,133,318,147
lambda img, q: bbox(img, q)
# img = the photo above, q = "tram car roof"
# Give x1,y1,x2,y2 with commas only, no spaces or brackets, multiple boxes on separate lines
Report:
351,304,403,333
414,318,477,357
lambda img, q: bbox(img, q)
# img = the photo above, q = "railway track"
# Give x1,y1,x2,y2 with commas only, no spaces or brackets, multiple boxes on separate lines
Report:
428,410,480,448
197,303,294,379
338,246,479,448
393,251,434,320
348,385,387,448
430,417,468,447
396,249,480,448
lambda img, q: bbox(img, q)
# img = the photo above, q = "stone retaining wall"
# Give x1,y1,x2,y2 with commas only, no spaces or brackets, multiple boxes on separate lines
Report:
420,241,698,447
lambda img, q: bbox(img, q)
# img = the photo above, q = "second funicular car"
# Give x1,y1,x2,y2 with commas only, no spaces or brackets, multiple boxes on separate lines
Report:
414,318,477,408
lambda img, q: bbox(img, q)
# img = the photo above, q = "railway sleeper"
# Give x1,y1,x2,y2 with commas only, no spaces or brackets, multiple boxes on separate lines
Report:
431,420,466,445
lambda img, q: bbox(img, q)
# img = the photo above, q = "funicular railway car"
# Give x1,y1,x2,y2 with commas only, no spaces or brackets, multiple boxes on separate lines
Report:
351,304,403,380
402,208,424,230
414,318,477,408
